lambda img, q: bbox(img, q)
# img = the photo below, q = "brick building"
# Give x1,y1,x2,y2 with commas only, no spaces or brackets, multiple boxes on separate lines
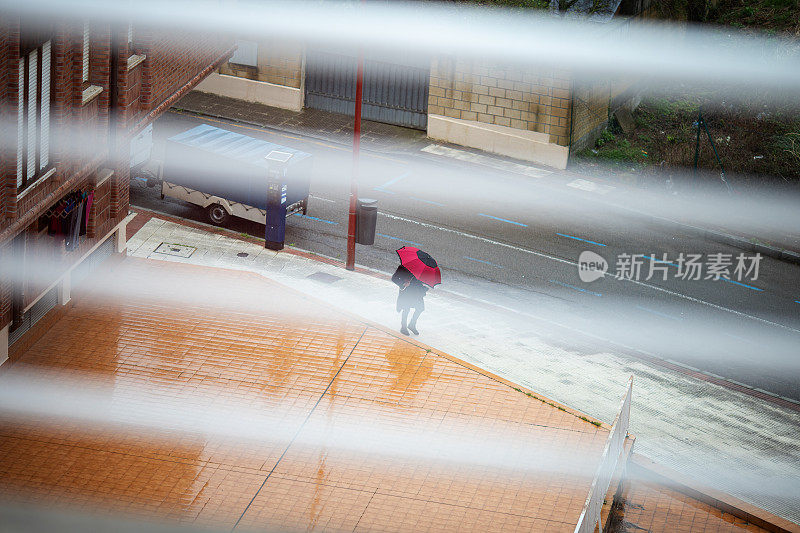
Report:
0,15,233,364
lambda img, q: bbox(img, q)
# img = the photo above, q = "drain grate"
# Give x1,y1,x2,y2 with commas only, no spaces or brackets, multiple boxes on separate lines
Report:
307,272,342,284
154,243,197,258
237,252,249,258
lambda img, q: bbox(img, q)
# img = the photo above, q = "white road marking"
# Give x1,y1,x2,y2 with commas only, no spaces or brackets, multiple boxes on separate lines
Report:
310,195,336,203
566,178,615,195
421,144,552,178
378,211,800,334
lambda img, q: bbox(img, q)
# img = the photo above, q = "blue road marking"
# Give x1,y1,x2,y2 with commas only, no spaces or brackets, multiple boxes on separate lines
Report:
719,278,763,291
478,213,528,227
464,256,504,268
548,280,602,297
556,232,607,247
376,171,411,191
376,233,421,247
410,197,446,207
372,187,396,194
635,305,682,321
292,213,338,225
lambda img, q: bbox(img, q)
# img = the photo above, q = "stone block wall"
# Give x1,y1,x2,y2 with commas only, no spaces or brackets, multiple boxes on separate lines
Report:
219,39,303,89
428,57,573,146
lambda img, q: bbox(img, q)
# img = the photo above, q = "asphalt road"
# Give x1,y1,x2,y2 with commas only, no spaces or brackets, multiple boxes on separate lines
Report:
130,110,800,402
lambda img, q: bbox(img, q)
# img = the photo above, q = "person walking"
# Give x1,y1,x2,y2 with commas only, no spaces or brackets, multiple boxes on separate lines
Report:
392,247,441,336
392,265,427,335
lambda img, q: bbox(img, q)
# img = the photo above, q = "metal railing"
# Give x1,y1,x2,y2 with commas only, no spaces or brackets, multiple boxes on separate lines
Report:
574,376,633,533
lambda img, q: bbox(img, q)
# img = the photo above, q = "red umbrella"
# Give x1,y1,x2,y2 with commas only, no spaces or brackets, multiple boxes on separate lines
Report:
396,247,441,287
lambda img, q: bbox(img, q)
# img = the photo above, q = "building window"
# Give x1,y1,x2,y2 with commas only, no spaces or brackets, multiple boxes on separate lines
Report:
82,21,90,84
17,40,52,193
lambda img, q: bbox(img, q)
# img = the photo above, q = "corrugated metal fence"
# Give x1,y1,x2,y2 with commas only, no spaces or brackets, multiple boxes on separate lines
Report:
304,49,430,130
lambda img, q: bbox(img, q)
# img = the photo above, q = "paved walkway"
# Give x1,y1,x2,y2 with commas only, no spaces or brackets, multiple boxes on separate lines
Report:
125,210,800,526
0,213,778,532
1,259,612,531
175,92,429,155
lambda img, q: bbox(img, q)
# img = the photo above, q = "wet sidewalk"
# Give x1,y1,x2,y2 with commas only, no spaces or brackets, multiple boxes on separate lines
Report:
0,212,784,531
122,209,800,528
1,259,610,532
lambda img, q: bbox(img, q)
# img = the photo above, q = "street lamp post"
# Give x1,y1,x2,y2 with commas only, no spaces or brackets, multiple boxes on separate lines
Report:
346,51,364,271
346,0,366,271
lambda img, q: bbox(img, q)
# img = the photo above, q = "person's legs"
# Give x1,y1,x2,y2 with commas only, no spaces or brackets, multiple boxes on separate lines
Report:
400,308,410,335
408,308,422,335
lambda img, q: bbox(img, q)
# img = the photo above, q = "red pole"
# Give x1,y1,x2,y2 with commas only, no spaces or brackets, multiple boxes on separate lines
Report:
346,49,364,270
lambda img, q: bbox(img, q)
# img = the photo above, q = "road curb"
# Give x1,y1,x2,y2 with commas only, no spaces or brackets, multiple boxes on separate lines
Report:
694,226,800,266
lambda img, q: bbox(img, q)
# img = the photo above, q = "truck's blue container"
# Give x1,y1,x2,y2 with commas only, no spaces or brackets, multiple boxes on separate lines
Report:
163,124,312,210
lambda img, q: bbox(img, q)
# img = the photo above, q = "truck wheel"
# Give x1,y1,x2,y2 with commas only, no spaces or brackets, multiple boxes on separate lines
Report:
207,204,229,226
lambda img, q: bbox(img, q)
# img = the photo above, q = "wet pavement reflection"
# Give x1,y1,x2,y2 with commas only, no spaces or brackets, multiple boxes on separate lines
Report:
0,258,611,532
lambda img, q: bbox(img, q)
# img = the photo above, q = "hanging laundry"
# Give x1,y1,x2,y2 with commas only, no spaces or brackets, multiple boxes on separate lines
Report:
44,190,90,252
80,191,93,236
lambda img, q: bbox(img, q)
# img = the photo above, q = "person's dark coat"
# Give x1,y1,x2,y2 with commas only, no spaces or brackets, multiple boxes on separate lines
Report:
392,265,428,312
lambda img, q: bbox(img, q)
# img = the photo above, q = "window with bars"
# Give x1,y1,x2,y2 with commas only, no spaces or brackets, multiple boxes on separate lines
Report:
17,39,53,194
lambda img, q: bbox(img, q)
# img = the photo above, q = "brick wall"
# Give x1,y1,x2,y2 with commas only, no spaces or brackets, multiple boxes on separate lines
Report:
0,19,19,222
219,39,303,89
0,16,232,333
428,57,573,146
141,29,231,111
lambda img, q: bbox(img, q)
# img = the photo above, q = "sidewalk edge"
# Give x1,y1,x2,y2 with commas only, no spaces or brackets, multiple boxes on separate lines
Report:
630,452,800,533
674,222,800,266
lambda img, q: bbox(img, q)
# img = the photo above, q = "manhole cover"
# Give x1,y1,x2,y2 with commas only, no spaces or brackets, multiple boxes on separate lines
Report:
154,242,196,258
307,272,342,284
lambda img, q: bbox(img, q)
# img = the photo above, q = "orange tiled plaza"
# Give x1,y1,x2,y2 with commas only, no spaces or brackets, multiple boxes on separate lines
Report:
0,258,612,532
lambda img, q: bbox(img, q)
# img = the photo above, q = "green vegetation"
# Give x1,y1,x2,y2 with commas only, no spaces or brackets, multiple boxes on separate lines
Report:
512,387,603,426
710,0,800,34
475,0,550,7
656,0,800,33
575,88,800,184
580,416,603,428
432,0,549,8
